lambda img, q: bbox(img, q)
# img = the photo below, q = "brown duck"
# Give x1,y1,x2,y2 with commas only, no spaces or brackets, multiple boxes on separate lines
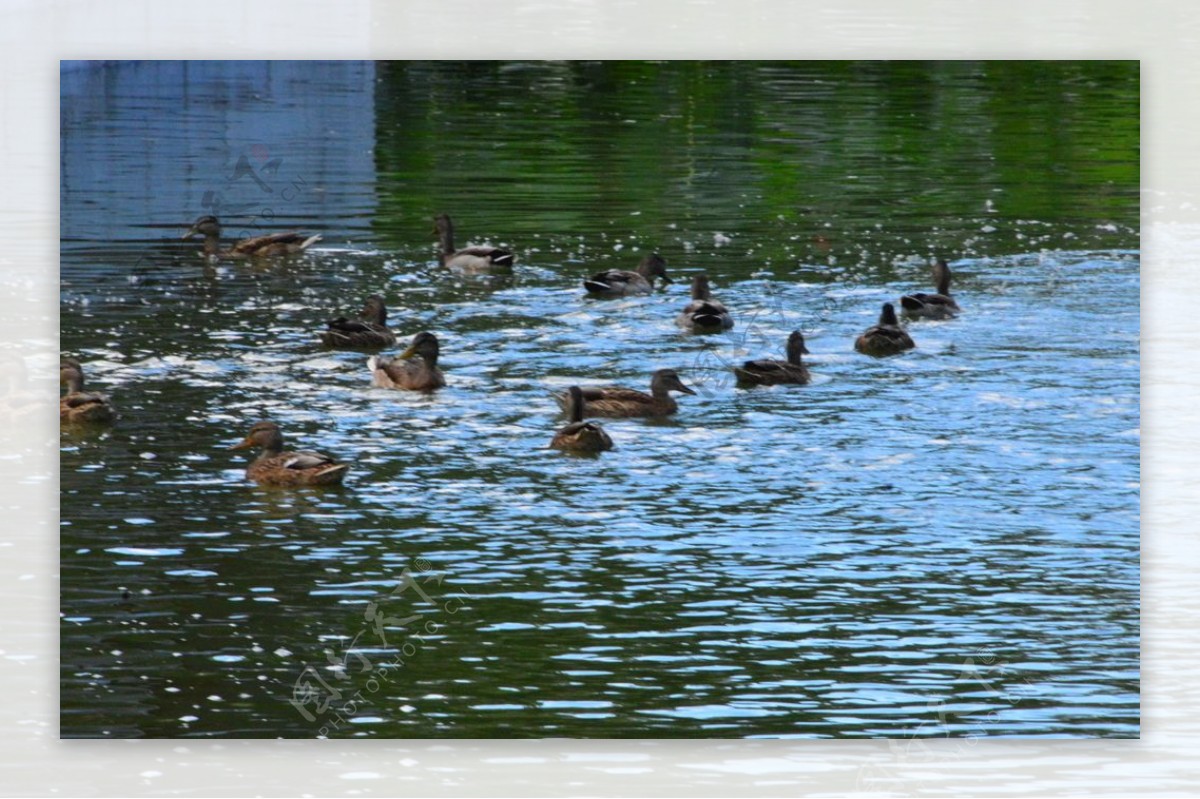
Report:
550,386,614,453
855,303,915,356
734,331,811,386
555,368,696,418
229,420,349,486
900,258,961,319
60,358,116,425
676,273,734,333
183,215,321,258
321,295,396,349
433,214,515,274
583,253,672,298
368,331,446,391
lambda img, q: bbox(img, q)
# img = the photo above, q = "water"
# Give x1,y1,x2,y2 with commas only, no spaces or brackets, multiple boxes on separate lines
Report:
59,60,1139,739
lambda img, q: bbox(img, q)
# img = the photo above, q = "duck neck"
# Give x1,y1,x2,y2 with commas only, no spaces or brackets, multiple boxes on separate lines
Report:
935,263,952,295
202,233,222,257
365,304,387,326
63,371,84,394
567,389,585,423
438,224,456,257
637,258,660,279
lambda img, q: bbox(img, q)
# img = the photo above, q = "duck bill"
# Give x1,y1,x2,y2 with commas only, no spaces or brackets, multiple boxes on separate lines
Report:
182,226,199,240
229,437,254,450
398,345,418,360
659,275,675,285
677,382,697,396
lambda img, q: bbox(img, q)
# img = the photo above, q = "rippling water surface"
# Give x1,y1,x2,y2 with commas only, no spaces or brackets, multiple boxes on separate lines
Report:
60,60,1139,738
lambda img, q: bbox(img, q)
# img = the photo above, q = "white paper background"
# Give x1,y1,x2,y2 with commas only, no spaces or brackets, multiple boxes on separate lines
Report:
4,1,1191,795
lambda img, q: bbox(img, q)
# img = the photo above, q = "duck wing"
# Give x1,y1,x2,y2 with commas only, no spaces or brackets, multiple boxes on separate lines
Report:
326,317,375,334
901,292,959,315
740,358,787,374
866,324,909,341
454,246,515,267
322,318,394,348
681,300,733,330
63,391,109,409
584,269,648,296
369,355,445,391
587,386,649,403
283,450,339,470
232,231,321,255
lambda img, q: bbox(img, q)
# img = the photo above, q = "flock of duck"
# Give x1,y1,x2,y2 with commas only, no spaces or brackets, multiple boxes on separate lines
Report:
60,214,962,486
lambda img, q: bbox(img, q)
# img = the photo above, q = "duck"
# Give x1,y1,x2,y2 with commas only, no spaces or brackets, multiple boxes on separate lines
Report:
676,273,734,332
900,258,961,319
555,368,696,418
583,253,672,298
855,302,916,356
433,214,515,274
368,331,446,391
60,358,116,425
734,331,811,386
550,386,614,453
320,295,396,349
229,420,349,486
182,215,322,259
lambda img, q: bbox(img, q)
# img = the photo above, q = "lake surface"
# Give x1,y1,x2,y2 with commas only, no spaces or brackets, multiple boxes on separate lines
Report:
59,60,1139,739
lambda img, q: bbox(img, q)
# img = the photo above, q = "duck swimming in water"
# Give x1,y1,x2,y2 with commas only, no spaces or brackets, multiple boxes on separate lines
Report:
676,273,734,333
321,295,396,349
555,368,696,418
734,331,811,386
368,331,446,392
550,386,614,453
182,215,321,259
433,214,515,274
60,358,116,425
228,420,349,487
854,303,915,356
583,253,672,298
900,258,960,320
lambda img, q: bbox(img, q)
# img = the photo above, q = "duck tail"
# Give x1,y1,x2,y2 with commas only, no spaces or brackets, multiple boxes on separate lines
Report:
316,463,350,483
899,295,925,312
300,234,323,251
